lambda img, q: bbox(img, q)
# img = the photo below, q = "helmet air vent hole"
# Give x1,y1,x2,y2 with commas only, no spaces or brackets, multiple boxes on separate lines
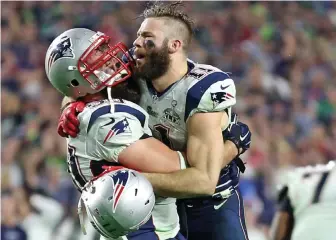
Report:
90,186,96,194
135,188,138,196
145,200,150,205
71,79,79,87
108,196,113,201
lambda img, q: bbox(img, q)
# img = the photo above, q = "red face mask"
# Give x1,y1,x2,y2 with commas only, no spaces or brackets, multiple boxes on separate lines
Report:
78,33,134,91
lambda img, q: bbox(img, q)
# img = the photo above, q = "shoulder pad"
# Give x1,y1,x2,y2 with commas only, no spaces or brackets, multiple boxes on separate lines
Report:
81,100,151,162
87,102,147,134
295,161,335,176
185,68,236,121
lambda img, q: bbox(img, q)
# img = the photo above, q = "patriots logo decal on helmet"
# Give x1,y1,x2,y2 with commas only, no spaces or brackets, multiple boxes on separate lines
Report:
110,170,130,213
47,36,75,74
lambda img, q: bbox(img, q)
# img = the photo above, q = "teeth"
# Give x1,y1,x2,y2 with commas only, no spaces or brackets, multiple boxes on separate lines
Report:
94,70,112,81
106,69,128,85
119,69,128,76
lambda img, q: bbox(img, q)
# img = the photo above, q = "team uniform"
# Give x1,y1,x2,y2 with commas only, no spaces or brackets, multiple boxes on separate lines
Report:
138,60,248,240
278,161,336,240
66,99,185,240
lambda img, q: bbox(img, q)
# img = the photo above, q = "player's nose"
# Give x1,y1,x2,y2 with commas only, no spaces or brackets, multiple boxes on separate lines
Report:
133,36,143,49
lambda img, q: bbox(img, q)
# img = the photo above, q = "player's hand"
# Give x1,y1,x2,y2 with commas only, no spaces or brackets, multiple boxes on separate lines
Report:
222,113,252,156
57,101,85,138
237,122,251,155
222,113,239,147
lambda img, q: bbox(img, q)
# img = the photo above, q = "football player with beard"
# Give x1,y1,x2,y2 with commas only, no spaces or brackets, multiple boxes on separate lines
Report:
47,27,249,239
57,2,252,240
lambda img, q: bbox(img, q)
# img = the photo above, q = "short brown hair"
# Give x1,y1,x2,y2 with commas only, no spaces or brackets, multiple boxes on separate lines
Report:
141,1,195,52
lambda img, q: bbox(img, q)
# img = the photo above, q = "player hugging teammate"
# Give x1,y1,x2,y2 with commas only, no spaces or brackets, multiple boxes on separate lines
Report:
46,2,252,240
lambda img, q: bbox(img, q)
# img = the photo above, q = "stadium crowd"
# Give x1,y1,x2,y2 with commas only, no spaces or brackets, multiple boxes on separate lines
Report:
1,1,335,240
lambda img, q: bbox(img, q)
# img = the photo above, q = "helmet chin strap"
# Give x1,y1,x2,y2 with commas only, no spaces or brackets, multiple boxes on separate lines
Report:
94,69,128,113
78,196,87,235
93,70,116,113
77,180,93,236
107,86,114,113
77,180,98,236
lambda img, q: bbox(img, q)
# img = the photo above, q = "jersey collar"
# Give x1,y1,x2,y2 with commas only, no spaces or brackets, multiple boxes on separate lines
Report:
146,59,196,98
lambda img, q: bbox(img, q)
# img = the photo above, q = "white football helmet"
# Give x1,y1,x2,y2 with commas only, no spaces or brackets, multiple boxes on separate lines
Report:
78,169,155,239
45,28,134,99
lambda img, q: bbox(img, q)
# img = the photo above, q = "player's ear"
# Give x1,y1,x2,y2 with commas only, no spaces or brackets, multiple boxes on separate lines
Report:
168,39,182,54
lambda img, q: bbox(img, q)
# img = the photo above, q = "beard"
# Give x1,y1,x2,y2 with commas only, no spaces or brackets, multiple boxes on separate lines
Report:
133,39,170,81
100,76,141,104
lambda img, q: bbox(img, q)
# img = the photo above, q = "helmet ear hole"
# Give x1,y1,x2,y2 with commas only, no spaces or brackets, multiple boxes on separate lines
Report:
71,79,79,87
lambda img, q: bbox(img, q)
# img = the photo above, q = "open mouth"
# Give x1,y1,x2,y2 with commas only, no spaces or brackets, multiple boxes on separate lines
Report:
134,49,146,60
135,54,146,67
136,53,146,60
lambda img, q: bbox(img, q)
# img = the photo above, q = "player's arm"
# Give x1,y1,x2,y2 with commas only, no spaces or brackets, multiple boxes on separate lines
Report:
220,140,239,169
142,72,239,198
270,186,294,240
91,111,185,174
61,96,75,111
117,137,184,173
143,112,238,198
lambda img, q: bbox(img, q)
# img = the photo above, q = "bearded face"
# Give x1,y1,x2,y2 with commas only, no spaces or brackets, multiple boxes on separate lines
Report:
133,38,171,81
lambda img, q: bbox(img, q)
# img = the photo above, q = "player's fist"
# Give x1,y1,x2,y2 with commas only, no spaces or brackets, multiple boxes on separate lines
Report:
57,101,85,138
236,122,251,155
222,113,252,156
222,113,239,147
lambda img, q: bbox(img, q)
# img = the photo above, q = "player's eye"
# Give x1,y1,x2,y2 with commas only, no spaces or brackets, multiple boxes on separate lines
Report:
97,44,109,52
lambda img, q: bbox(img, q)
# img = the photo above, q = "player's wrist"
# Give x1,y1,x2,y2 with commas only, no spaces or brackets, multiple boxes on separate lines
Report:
60,102,73,113
225,140,239,158
177,151,188,169
60,97,75,113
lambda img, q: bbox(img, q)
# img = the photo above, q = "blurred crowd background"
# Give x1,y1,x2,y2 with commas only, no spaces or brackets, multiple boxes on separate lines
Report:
1,1,336,240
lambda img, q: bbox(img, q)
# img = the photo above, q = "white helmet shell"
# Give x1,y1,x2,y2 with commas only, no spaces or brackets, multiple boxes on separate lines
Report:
79,169,155,238
45,28,133,99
